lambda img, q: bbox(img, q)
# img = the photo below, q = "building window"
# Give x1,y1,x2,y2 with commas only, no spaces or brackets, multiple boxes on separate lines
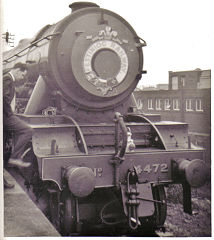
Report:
173,99,180,110
196,99,203,112
148,99,153,110
137,99,143,109
172,76,178,90
164,99,170,110
155,99,161,110
181,76,186,87
186,99,193,111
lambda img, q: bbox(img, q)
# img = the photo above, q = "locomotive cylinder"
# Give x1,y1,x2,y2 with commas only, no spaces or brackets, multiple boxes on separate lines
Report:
176,159,210,187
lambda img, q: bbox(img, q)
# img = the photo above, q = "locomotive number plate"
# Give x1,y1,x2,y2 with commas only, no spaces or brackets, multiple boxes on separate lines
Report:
134,163,169,175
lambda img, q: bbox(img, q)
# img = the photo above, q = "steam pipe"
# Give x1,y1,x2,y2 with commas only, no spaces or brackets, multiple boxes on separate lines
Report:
24,75,52,114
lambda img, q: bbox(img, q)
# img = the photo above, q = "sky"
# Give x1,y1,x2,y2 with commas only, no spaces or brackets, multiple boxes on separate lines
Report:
1,0,214,86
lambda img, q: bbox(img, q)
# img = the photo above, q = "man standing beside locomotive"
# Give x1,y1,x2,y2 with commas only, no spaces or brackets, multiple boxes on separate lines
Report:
3,63,33,188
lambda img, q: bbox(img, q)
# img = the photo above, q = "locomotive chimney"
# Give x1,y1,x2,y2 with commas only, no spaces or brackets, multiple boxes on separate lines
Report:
69,2,100,12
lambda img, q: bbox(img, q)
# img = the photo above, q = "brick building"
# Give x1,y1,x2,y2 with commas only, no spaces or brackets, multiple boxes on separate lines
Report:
134,69,211,162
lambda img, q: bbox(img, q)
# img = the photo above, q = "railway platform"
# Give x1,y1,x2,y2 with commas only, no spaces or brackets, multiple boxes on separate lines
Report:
4,170,60,237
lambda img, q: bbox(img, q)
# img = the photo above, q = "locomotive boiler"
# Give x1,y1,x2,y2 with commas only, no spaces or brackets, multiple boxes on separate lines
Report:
3,2,209,236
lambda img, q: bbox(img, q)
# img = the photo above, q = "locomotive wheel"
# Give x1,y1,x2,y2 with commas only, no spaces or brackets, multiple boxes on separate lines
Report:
49,191,61,232
133,185,167,236
61,192,76,236
152,185,167,227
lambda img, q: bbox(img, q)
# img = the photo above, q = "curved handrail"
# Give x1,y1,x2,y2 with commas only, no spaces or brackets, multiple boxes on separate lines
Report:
126,114,167,150
62,115,88,155
3,32,61,63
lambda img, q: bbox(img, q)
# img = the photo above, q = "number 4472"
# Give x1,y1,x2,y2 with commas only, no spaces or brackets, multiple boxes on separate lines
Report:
135,163,168,174
144,163,168,173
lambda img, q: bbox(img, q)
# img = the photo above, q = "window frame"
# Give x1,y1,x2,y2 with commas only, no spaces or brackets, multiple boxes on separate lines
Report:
137,98,143,109
180,76,186,87
148,99,153,110
171,76,178,90
173,98,180,111
186,99,193,111
155,99,162,110
196,99,203,112
164,99,170,110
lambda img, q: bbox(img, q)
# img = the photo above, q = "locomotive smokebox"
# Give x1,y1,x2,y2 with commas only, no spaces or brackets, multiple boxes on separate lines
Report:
47,3,143,111
65,166,96,197
3,1,144,113
176,159,210,187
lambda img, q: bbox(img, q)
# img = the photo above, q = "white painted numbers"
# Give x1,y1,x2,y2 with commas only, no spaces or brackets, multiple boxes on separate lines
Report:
92,163,168,178
93,168,103,177
135,163,168,174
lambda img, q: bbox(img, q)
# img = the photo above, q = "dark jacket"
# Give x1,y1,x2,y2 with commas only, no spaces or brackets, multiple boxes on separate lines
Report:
3,73,15,119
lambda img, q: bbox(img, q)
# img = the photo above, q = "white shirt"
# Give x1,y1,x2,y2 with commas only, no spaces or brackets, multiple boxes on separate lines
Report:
8,72,16,112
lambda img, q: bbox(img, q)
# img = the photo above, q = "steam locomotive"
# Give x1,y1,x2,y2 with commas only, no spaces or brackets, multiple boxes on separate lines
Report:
3,2,209,236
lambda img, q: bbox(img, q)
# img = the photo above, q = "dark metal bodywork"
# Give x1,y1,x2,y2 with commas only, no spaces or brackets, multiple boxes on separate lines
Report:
3,2,208,235
18,113,205,220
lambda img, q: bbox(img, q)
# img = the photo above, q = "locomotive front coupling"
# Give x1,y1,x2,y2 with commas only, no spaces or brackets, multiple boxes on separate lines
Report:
120,157,210,229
